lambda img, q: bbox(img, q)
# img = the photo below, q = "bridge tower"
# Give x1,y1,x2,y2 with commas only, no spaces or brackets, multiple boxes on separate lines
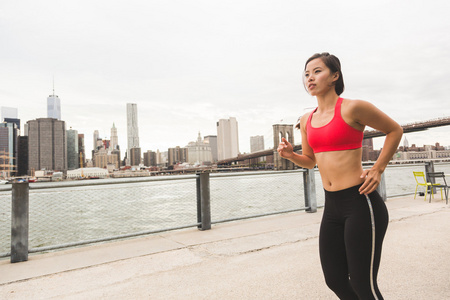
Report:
273,124,295,170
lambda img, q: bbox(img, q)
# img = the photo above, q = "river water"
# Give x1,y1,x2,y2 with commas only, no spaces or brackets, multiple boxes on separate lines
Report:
1,163,449,255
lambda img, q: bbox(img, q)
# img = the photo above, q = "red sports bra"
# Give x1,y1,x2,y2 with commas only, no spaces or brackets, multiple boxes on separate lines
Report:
306,97,363,153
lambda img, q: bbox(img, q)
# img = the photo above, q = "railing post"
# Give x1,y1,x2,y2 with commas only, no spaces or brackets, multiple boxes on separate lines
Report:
424,161,436,194
376,172,387,201
196,173,201,229
11,182,29,263
196,172,211,230
303,168,317,213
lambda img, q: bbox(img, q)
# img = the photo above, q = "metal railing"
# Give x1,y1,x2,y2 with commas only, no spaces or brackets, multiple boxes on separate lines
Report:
4,160,445,263
1,169,319,262
4,160,447,263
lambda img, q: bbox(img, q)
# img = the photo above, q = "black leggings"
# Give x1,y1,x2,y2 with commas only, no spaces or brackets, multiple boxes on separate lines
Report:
319,185,389,300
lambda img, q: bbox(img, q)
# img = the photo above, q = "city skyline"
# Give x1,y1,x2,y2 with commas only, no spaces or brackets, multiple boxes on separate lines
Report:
8,82,450,160
4,99,450,162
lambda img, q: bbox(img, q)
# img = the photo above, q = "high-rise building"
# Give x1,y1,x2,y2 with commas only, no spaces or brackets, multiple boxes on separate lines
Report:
23,124,28,136
27,118,67,173
0,122,19,177
78,134,85,168
67,128,79,170
17,136,28,176
129,147,141,166
91,132,103,166
93,148,118,169
47,92,61,120
217,117,239,160
168,146,188,166
110,148,121,169
127,103,139,155
250,135,265,153
110,123,118,150
143,150,157,167
204,135,218,162
93,130,99,151
4,118,20,130
156,150,167,167
187,132,212,165
250,135,265,163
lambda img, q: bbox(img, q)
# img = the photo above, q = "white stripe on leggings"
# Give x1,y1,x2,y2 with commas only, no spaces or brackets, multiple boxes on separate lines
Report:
365,194,379,300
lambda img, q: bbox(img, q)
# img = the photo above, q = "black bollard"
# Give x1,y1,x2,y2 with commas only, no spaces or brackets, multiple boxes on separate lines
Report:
11,182,29,263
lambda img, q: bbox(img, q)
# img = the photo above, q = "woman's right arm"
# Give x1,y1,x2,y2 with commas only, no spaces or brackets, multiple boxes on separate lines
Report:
277,114,316,169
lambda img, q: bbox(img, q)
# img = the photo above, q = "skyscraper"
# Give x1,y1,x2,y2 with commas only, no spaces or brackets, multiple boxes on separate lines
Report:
216,117,239,160
110,123,118,150
143,150,157,167
168,146,188,166
250,135,265,153
129,147,141,166
250,135,265,163
127,103,139,154
17,136,28,176
0,122,19,177
47,91,61,120
93,130,99,151
67,128,79,170
204,135,218,162
78,134,85,168
27,118,67,173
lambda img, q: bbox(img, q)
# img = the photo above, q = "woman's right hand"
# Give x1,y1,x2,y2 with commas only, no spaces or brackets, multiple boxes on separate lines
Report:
277,137,294,159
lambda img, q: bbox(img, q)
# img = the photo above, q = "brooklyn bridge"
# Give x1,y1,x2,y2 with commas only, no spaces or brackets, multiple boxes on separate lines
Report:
216,116,450,168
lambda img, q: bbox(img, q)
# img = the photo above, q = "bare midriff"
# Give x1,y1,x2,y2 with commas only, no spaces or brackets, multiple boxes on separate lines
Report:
315,148,365,192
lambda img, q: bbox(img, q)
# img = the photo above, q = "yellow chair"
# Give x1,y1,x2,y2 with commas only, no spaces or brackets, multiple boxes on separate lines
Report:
413,171,442,202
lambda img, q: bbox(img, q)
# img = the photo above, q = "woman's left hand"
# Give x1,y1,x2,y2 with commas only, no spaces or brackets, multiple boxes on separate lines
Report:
359,168,382,195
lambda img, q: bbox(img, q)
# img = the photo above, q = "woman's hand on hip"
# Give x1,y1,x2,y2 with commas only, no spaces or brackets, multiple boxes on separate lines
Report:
359,167,382,195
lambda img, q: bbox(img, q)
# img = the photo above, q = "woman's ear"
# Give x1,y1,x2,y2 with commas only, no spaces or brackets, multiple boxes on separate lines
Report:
332,72,339,82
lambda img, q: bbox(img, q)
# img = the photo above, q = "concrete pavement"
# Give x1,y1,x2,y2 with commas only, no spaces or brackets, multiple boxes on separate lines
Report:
0,195,449,299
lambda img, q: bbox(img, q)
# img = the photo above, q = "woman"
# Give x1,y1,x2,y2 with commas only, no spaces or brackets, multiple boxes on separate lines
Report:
278,53,403,299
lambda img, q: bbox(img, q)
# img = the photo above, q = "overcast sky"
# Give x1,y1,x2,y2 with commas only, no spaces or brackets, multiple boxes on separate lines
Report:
1,0,449,159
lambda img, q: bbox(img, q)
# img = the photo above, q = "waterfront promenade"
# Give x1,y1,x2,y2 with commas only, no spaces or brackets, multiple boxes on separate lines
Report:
0,194,448,299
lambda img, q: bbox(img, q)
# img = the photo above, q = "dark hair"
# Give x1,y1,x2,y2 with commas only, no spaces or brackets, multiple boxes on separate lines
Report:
304,52,345,95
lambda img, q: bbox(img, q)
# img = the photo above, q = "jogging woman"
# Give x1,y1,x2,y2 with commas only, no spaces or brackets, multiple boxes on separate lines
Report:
277,53,403,299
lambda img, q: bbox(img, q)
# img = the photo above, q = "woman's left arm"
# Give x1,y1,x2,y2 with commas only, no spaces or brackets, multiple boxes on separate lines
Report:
350,100,403,195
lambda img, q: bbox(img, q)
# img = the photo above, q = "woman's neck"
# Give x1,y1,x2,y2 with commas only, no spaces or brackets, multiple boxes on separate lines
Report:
316,92,340,113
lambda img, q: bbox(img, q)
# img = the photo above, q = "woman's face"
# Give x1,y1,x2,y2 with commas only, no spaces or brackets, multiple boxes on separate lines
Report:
304,58,337,96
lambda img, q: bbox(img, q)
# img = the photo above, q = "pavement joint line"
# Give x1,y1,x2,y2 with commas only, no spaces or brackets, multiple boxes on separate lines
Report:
232,236,320,256
390,207,448,223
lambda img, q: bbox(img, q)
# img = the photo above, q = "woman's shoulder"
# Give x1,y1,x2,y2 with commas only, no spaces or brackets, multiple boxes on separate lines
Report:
299,110,314,130
301,108,316,121
341,98,376,113
341,98,383,126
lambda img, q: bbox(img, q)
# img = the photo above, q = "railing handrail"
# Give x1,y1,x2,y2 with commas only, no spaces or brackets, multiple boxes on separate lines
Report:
210,169,306,178
1,160,449,192
0,169,308,192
